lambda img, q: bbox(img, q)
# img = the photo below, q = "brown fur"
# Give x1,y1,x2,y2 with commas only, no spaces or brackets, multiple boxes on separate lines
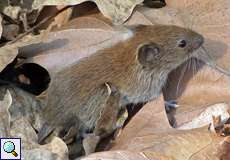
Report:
38,25,203,153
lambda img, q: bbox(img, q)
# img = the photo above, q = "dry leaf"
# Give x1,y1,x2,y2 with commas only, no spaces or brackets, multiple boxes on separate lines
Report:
163,62,230,128
2,5,21,20
0,34,42,72
53,6,73,28
10,117,39,150
58,16,113,30
41,137,69,160
0,86,68,160
82,96,223,159
10,118,68,160
217,136,230,160
32,0,143,24
5,86,44,130
178,103,230,130
19,28,133,74
0,90,12,137
23,149,58,160
5,1,228,159
81,150,170,160
0,15,2,38
42,6,73,40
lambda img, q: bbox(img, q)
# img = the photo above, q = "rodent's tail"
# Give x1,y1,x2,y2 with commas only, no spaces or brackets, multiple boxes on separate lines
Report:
37,123,54,144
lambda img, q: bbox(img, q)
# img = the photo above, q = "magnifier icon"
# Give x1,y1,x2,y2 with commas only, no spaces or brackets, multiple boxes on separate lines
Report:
3,141,18,157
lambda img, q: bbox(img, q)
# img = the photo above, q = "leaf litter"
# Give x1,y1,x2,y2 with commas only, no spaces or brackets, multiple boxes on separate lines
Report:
0,0,230,160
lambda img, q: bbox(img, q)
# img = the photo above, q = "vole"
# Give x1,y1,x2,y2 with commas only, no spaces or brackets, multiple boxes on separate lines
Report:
38,25,204,155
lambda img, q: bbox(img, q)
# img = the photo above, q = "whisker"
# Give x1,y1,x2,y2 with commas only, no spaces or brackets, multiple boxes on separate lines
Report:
176,62,188,97
193,58,197,76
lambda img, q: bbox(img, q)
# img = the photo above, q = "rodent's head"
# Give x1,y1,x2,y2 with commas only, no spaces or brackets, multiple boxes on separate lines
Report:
135,25,203,70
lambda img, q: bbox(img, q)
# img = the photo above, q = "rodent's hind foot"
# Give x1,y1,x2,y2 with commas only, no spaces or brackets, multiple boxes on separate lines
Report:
165,100,179,112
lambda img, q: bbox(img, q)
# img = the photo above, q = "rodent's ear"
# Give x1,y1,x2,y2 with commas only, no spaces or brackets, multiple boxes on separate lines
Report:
137,43,160,67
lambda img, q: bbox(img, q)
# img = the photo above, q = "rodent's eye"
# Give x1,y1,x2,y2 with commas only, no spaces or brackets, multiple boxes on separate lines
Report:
178,40,187,48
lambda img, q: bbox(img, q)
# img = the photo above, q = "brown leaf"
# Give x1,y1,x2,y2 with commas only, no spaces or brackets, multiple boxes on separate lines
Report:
41,137,69,160
177,103,230,130
83,96,223,159
58,15,113,30
163,62,230,128
0,34,41,72
20,27,133,74
11,1,230,159
217,136,230,160
0,15,2,38
10,118,39,150
32,0,144,24
2,86,68,159
6,86,44,129
81,150,171,160
41,6,73,40
0,90,12,137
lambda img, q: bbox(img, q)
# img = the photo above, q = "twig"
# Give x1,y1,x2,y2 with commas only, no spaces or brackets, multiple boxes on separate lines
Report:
0,12,19,25
8,6,72,44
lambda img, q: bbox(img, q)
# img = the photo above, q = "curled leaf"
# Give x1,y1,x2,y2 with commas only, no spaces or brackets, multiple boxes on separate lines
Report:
0,90,12,137
32,0,144,24
0,15,2,38
0,34,42,72
178,103,230,130
20,28,133,74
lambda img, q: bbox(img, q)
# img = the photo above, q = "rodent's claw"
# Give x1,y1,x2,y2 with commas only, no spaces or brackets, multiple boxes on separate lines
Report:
165,100,179,112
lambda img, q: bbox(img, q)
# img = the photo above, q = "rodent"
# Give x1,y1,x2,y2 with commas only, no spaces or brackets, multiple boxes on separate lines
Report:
37,25,204,155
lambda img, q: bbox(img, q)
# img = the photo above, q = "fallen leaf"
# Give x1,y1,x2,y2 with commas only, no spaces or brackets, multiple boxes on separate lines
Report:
0,86,68,160
58,15,113,30
81,150,170,160
82,96,223,160
217,136,230,159
2,5,21,20
163,61,230,128
0,34,42,72
7,1,229,159
0,90,12,137
19,28,133,74
23,149,58,160
41,137,69,160
5,86,44,130
32,0,144,24
53,6,73,28
10,118,39,150
41,6,73,40
178,103,230,130
0,15,2,38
